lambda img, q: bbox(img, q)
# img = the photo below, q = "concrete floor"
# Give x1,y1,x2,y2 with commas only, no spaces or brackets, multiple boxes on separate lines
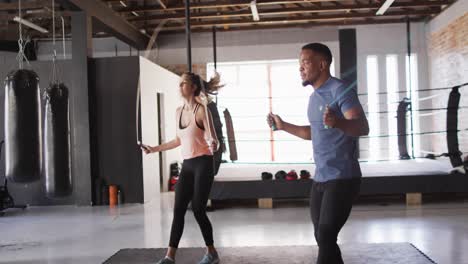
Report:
1,193,468,264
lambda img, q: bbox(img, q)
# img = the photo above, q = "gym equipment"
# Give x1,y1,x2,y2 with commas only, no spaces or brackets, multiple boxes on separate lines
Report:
223,109,238,161
300,170,311,179
285,170,298,181
261,172,273,180
4,69,42,183
43,1,72,198
446,86,462,167
207,101,224,176
397,98,411,159
169,162,180,191
109,185,118,207
43,83,72,197
274,170,287,180
4,0,42,183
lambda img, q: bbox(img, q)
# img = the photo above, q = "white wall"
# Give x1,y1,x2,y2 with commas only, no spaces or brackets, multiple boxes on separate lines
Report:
155,26,340,65
139,57,182,200
36,37,141,60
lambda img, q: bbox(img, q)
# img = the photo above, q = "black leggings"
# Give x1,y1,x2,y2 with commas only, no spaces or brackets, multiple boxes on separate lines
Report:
169,155,215,248
310,178,361,264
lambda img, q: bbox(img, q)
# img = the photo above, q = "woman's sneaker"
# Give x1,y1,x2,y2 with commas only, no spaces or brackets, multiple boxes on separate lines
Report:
156,257,175,264
198,251,220,264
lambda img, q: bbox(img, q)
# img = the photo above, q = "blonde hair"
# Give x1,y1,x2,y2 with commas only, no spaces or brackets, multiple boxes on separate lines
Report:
181,72,224,96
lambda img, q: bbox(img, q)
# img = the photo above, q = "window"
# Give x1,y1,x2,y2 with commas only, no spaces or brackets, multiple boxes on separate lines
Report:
386,55,399,159
364,53,420,160
207,60,335,162
366,55,380,160
405,54,420,157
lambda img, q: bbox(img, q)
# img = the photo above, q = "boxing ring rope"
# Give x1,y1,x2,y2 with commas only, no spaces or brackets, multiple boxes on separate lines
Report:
214,83,467,171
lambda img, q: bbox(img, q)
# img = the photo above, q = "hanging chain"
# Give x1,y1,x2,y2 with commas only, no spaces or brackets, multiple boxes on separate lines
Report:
16,0,30,69
51,0,58,84
61,16,66,60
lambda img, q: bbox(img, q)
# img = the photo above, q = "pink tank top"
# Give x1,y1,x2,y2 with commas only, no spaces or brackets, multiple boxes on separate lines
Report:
177,104,213,160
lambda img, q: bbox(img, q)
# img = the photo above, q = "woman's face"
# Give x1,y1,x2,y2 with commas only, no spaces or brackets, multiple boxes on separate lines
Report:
179,78,195,98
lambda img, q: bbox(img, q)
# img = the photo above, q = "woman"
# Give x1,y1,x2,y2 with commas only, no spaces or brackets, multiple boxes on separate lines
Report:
141,72,223,264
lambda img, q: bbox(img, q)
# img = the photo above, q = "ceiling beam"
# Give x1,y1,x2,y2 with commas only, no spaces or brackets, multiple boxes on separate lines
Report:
61,0,149,49
127,0,450,23
0,1,46,11
158,16,423,34
144,9,439,31
113,0,341,13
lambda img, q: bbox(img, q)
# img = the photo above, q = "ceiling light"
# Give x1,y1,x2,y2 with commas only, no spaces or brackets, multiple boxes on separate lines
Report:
376,0,395,15
13,16,48,33
119,1,127,7
250,0,260,21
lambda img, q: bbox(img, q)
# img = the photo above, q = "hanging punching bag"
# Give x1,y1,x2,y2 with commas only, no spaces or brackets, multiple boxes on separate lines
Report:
43,83,72,198
4,69,42,183
446,87,462,168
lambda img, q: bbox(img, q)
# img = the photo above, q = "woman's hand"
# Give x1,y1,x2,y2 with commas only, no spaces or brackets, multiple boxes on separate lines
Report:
206,138,219,153
140,144,159,154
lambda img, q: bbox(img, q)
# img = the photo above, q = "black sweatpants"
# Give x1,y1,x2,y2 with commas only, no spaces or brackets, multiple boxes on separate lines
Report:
310,178,361,264
169,155,215,248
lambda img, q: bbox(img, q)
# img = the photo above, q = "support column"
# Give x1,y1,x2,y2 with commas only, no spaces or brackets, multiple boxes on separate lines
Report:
71,12,93,205
339,29,359,158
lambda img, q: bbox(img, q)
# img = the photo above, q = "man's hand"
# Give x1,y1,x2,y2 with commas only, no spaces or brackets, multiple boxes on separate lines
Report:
267,113,284,130
323,106,339,128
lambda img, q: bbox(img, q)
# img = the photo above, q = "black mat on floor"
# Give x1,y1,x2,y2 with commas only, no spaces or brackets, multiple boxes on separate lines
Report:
103,243,436,264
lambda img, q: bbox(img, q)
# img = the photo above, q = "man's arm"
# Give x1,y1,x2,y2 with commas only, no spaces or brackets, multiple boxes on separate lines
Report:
267,113,311,140
324,106,369,137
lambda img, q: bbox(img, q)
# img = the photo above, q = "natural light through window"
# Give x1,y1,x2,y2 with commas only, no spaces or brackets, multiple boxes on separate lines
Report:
366,55,380,160
406,54,420,157
207,59,335,162
386,55,399,159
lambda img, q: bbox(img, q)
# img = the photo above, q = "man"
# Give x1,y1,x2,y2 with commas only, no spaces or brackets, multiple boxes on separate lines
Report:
267,43,369,264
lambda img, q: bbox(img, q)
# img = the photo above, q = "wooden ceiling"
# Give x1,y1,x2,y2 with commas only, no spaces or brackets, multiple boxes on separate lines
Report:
0,0,454,41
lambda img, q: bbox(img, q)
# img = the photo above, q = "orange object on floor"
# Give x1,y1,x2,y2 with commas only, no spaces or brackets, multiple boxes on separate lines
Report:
109,185,118,206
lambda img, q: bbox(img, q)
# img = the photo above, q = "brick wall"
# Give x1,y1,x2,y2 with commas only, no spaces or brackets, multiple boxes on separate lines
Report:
427,12,468,156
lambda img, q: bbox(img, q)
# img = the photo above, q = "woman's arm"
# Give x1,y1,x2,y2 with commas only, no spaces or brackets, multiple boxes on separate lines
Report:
142,137,181,154
141,107,182,154
196,104,219,151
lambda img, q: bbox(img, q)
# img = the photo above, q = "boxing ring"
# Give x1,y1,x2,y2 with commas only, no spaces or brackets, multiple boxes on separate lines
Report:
209,83,468,207
210,158,466,207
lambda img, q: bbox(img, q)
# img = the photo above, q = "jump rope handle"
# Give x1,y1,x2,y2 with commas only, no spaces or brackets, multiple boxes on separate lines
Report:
271,122,278,131
323,104,330,129
270,115,278,131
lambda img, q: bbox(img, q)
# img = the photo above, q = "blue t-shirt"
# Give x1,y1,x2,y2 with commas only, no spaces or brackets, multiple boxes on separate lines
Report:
307,77,363,182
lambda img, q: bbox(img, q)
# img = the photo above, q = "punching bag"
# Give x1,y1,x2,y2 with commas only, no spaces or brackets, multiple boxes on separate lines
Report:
223,109,238,161
397,98,411,160
43,83,72,198
446,87,462,168
207,101,224,175
4,69,42,183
